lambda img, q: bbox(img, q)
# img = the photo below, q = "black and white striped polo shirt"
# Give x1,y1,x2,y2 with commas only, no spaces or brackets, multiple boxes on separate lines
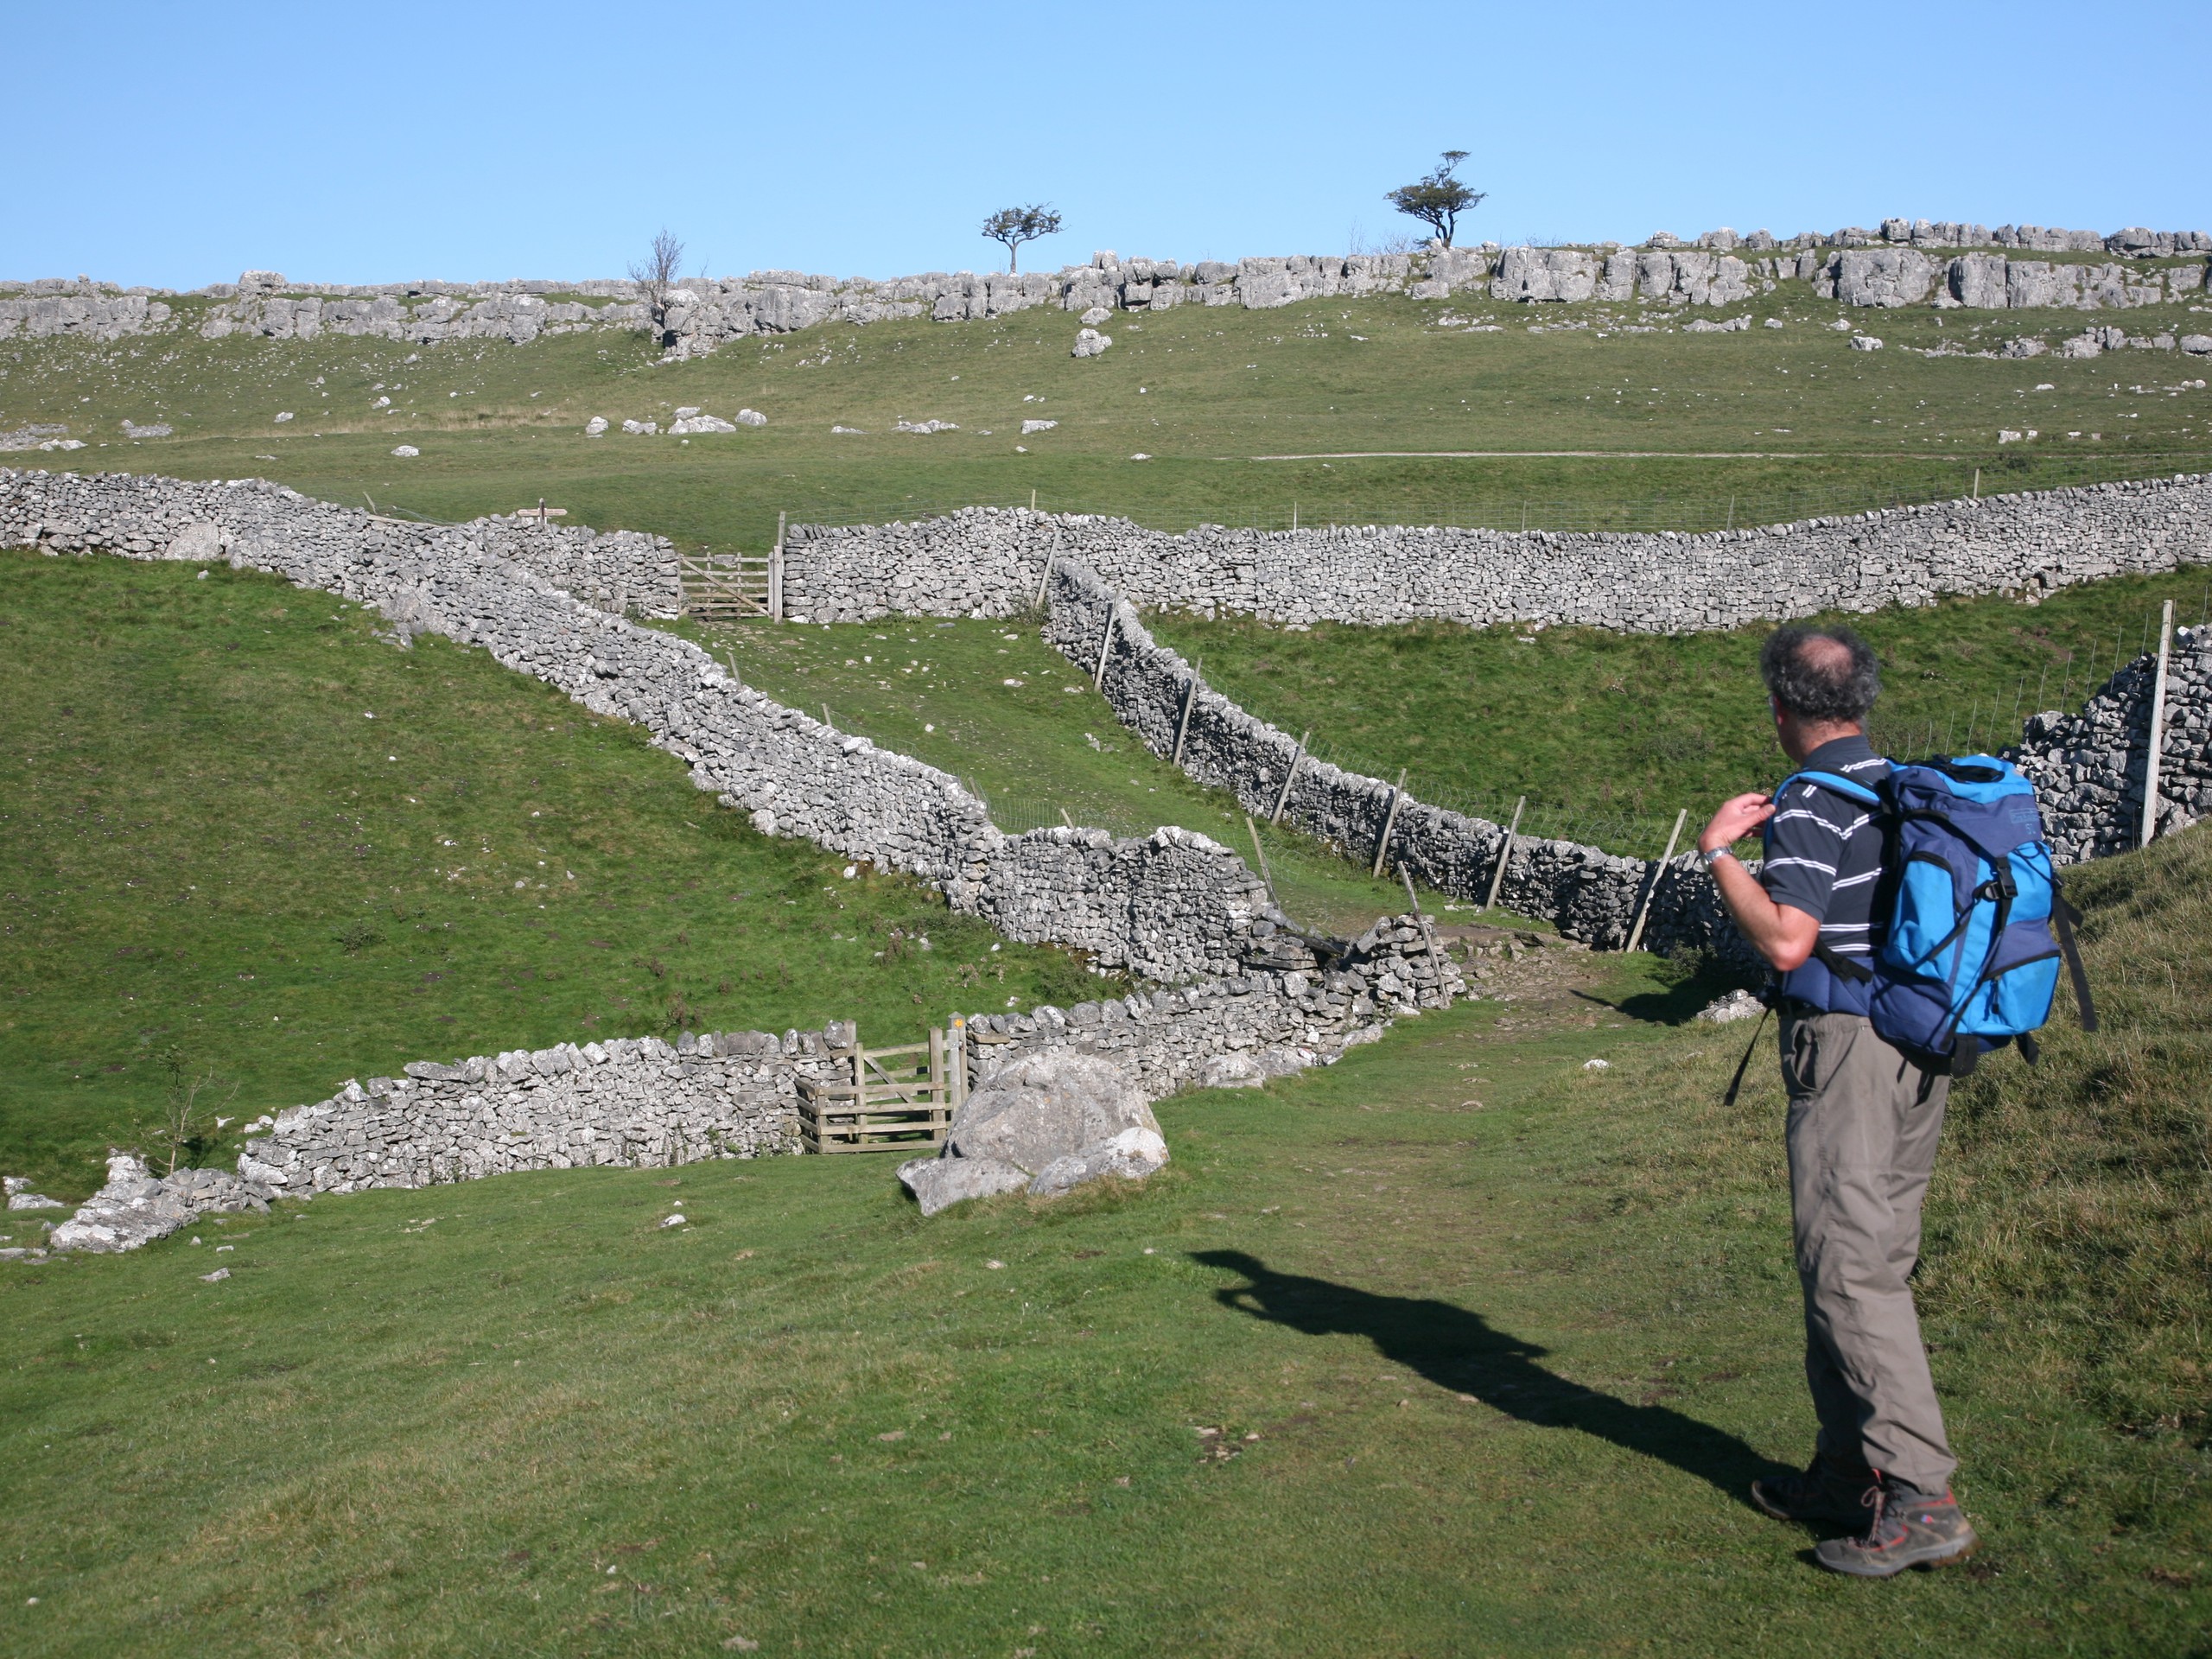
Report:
1762,734,1890,1014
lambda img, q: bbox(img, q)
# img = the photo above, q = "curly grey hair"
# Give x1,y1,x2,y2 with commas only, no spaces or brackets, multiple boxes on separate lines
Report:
1759,626,1880,723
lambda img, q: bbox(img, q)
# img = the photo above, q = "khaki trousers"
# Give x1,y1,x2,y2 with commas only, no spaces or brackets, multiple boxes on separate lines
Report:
1780,1008,1956,1495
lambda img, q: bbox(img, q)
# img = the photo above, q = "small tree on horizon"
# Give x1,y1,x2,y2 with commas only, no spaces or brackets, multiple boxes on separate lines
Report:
1385,152,1486,249
628,228,686,344
981,204,1064,273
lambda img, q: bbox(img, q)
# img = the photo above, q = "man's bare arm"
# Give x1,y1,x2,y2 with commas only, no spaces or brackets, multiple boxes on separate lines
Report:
1699,791,1821,973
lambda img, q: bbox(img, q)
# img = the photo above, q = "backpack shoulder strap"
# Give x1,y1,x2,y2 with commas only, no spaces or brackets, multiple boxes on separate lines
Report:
1766,769,1890,988
2051,883,2100,1035
1772,768,1886,809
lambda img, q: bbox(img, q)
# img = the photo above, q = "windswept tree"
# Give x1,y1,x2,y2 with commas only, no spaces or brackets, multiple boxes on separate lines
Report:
628,229,686,342
1385,152,1485,248
981,204,1064,273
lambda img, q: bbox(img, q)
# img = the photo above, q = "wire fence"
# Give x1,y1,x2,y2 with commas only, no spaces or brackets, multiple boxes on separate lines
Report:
1274,588,2211,861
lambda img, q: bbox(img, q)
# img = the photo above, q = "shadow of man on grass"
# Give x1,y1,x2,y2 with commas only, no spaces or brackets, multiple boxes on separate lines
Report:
1192,1249,1791,1513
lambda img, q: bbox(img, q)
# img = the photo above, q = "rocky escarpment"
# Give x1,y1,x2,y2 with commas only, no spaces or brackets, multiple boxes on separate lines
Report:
8,214,2205,354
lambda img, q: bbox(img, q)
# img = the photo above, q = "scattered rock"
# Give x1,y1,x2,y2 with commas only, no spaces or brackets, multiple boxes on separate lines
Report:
2183,335,2212,356
1071,328,1113,359
391,445,420,457
1763,317,1785,328
1582,1057,1611,1071
893,418,957,435
48,1152,271,1255
1079,306,1113,325
274,411,295,423
120,420,172,438
734,408,767,427
200,1267,231,1282
0,423,71,451
1020,419,1058,435
668,414,737,435
4,1177,66,1211
584,416,609,435
1697,988,1765,1024
621,419,658,435
1849,334,1884,351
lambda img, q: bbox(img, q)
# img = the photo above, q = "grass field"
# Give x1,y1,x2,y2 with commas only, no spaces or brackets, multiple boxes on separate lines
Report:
0,552,1119,1197
7,283,2211,1652
3,826,2204,1656
6,273,2209,553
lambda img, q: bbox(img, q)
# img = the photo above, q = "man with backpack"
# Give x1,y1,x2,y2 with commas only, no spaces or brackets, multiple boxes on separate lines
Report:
1694,626,1981,1577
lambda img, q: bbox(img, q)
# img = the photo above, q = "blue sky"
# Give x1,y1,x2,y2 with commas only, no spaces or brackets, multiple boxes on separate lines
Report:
10,0,2207,289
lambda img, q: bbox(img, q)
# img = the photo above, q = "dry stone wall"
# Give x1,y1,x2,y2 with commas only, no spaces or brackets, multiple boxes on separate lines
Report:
0,466,1306,988
2017,625,2212,861
232,917,1458,1202
780,474,2212,634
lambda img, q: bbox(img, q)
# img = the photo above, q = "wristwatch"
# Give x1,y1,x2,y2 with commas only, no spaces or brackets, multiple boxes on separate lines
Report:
1700,846,1735,868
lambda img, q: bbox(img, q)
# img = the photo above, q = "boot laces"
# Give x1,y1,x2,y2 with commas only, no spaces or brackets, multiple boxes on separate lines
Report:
1855,1482,1905,1548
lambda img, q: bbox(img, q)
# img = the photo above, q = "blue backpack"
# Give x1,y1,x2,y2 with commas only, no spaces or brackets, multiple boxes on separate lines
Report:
1735,755,2096,1086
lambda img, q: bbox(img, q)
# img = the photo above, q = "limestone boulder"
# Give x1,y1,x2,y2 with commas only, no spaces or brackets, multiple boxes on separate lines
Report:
897,1154,1032,1217
166,521,223,561
1490,247,1598,304
1948,252,2010,309
1829,249,1939,308
1027,1125,1169,1198
899,1050,1169,1213
949,1051,1158,1170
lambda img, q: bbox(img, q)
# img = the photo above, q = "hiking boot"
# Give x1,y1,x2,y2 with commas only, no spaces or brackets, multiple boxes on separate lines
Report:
1814,1483,1979,1578
1751,1456,1877,1524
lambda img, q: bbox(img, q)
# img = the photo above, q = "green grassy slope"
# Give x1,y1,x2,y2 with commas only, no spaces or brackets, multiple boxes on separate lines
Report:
677,614,1423,938
0,553,1116,1196
1149,568,2212,852
5,272,2208,551
3,830,2202,1656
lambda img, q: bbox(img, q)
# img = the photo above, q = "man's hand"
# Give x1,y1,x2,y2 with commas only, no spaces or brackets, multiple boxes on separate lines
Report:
1700,791,1774,855
1697,791,1821,972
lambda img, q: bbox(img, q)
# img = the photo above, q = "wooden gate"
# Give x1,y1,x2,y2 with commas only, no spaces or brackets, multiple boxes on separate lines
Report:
681,551,774,620
797,1026,963,1154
